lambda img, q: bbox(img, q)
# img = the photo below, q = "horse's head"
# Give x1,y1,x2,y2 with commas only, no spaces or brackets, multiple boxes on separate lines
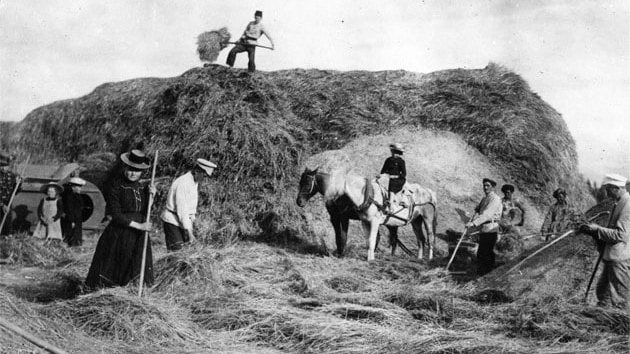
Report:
296,167,319,207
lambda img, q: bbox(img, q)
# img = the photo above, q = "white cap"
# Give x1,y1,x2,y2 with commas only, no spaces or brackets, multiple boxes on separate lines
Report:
68,177,87,186
602,173,627,187
196,158,217,176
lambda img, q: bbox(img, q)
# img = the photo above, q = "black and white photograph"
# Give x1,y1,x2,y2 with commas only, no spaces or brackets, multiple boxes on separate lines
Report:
1,1,629,353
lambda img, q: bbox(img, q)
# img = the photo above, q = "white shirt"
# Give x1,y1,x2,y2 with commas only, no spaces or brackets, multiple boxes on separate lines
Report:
160,172,198,231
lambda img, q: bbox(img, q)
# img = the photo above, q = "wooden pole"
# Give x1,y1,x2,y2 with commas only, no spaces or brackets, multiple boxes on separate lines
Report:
224,41,273,50
584,251,603,303
505,230,574,275
505,211,610,275
445,213,476,271
0,154,30,234
0,316,68,354
138,150,158,297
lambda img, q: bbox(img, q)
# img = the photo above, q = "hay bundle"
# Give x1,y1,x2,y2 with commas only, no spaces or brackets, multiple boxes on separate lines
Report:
43,288,202,345
197,27,231,63
152,248,221,292
0,234,74,267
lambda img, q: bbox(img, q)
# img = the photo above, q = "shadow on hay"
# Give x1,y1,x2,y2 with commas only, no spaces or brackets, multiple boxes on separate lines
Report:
3,272,84,303
252,211,329,257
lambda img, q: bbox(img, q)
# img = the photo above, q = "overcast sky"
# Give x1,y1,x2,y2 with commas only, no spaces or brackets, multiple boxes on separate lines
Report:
1,0,628,182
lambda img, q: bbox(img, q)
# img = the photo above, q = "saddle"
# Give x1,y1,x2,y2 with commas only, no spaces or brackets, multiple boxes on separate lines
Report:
374,174,413,212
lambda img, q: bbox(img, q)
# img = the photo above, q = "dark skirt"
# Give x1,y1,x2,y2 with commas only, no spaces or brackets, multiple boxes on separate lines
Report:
62,219,83,246
85,220,153,289
388,178,406,194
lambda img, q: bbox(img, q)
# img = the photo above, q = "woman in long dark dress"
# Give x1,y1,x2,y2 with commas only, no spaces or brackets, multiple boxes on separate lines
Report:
85,150,155,289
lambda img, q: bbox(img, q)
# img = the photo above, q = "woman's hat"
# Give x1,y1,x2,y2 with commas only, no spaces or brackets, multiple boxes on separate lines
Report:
120,149,151,170
40,182,63,194
255,10,263,17
389,143,404,153
68,177,87,186
196,158,217,176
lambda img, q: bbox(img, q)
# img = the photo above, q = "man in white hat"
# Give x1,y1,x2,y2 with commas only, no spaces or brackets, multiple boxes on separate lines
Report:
580,173,630,310
161,158,217,251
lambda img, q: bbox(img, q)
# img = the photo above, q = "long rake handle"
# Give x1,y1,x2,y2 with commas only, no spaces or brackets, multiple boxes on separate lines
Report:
445,227,469,271
138,150,159,297
224,41,273,50
0,316,68,354
505,211,610,275
584,251,603,303
0,155,30,233
445,213,477,271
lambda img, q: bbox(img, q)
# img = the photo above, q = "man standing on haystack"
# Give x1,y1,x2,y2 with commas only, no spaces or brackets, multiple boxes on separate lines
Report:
466,178,503,276
161,158,217,251
580,173,630,310
226,10,275,73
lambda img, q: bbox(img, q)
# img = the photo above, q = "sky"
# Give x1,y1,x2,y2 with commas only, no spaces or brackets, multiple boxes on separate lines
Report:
1,0,628,182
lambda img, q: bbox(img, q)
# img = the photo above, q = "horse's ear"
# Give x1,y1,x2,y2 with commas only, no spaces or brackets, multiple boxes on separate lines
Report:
313,166,319,173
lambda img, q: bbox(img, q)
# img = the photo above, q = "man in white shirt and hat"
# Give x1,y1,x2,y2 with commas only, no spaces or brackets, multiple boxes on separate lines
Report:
580,173,630,310
466,178,503,276
161,158,217,251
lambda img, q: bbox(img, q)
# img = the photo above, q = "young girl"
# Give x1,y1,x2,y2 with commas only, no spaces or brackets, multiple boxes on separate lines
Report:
33,182,64,242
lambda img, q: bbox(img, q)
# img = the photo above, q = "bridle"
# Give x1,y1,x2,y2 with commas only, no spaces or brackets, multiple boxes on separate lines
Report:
304,172,318,196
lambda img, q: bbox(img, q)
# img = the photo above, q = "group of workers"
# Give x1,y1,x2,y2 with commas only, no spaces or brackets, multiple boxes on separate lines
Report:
84,149,217,289
380,143,629,310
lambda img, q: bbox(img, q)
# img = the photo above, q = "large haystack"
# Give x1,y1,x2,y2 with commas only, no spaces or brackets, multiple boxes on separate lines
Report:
8,63,591,247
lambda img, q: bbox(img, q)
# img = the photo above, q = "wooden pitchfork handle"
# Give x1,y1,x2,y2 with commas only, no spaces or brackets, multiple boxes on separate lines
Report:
138,150,159,297
445,213,476,271
505,211,609,275
584,249,603,303
0,154,30,233
224,41,273,50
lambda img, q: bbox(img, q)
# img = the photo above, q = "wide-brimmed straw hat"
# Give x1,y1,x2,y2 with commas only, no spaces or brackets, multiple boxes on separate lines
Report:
389,143,404,153
602,173,627,188
196,158,217,176
68,177,87,186
40,182,64,194
120,149,151,170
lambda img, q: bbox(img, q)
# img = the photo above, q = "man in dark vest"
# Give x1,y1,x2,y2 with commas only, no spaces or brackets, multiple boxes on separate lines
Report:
380,143,407,210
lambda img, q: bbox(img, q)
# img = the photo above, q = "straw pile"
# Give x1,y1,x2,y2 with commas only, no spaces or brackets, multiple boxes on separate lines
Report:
42,287,209,348
0,234,74,267
197,27,231,63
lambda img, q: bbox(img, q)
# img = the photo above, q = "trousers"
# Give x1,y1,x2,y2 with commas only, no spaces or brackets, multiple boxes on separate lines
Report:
226,44,256,72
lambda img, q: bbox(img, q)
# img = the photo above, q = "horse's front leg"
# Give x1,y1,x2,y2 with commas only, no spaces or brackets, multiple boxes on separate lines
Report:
362,220,379,261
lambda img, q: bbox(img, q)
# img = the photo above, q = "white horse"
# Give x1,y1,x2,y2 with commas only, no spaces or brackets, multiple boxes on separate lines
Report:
297,168,437,261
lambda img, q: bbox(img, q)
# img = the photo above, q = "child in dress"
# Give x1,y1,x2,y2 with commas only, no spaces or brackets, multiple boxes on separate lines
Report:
33,182,64,243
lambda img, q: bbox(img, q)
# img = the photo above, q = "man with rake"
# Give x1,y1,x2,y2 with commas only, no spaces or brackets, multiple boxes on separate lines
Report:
580,173,630,310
